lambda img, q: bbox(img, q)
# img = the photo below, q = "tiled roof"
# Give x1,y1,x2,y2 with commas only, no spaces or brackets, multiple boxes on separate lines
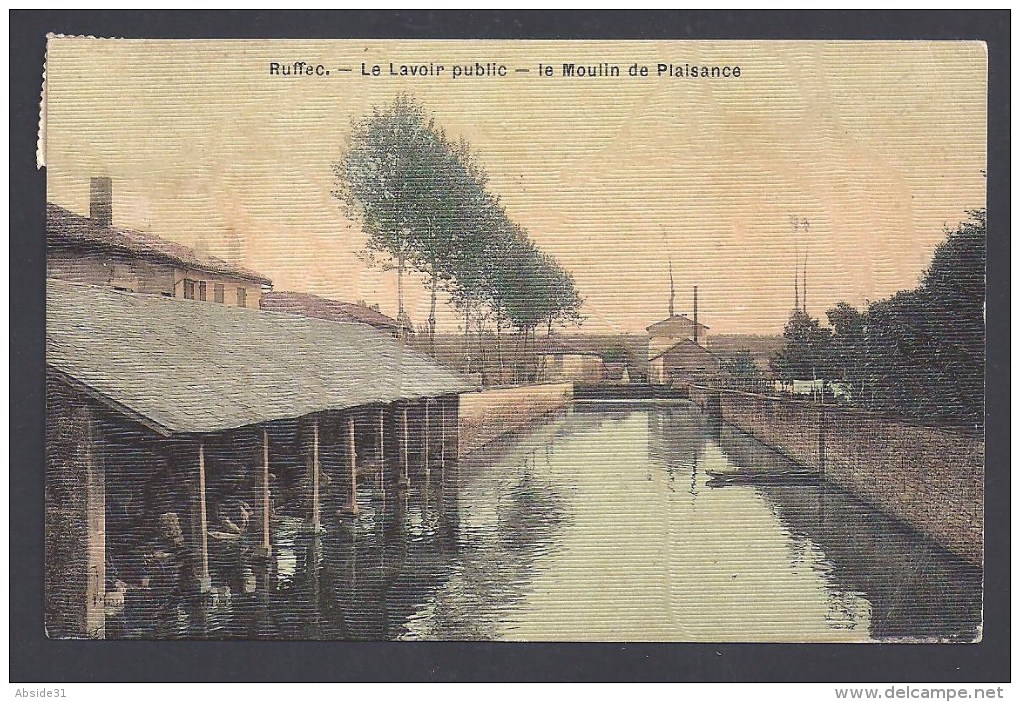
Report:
646,314,710,334
648,338,719,362
47,280,470,435
46,203,272,286
261,291,398,331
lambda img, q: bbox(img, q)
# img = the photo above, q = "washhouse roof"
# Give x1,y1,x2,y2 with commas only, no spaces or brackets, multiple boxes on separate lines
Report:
47,280,472,436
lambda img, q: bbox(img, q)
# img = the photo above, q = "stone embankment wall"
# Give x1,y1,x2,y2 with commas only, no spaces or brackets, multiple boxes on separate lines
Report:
458,383,573,457
690,386,983,567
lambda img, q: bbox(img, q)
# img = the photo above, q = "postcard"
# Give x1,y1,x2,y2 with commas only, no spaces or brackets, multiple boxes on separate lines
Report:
40,37,986,643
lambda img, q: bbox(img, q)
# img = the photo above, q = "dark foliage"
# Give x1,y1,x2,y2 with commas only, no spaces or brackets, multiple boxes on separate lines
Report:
863,210,985,425
770,210,985,427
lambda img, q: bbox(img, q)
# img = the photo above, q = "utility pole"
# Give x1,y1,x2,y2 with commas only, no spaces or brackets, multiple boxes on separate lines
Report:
801,218,810,313
668,257,676,318
790,215,800,312
693,285,699,345
789,215,810,313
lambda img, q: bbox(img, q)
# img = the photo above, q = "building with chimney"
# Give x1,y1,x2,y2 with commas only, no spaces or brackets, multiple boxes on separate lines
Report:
46,177,272,309
646,314,711,360
647,285,720,386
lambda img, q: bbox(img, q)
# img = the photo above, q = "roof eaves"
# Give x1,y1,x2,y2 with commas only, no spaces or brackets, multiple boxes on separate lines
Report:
47,364,176,437
649,339,716,362
645,315,711,333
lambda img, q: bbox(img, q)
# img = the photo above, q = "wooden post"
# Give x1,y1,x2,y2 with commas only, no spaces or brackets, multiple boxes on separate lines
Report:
423,401,432,501
306,534,322,639
817,406,826,478
312,416,321,532
377,407,386,487
439,397,447,470
348,412,359,514
198,441,211,592
262,428,271,554
423,400,430,479
454,395,461,461
401,404,410,486
82,407,106,639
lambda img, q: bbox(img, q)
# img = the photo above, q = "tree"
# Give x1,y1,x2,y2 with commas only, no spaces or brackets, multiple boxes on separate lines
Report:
334,95,489,347
336,95,586,371
858,210,985,424
812,209,985,424
919,209,985,422
477,212,528,377
723,348,765,392
441,150,503,362
769,309,833,383
499,234,546,381
722,349,761,379
540,252,584,336
333,95,431,334
602,345,632,366
826,301,868,402
379,115,492,349
922,209,986,305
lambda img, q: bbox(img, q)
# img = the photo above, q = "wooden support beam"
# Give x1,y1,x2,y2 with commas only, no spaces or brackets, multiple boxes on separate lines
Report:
401,404,410,487
312,416,321,532
439,397,447,470
377,407,386,487
348,413,359,514
262,428,271,554
198,441,211,592
454,395,461,461
83,407,106,639
423,400,430,479
306,536,322,638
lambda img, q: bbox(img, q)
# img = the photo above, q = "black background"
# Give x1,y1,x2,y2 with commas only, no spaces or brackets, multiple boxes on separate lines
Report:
10,10,1010,682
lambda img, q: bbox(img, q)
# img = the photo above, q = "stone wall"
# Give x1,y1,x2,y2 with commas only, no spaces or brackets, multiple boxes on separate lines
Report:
693,387,984,567
823,409,983,568
458,383,573,456
717,390,823,470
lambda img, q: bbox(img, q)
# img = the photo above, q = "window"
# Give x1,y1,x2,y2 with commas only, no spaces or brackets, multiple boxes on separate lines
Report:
214,283,225,303
183,279,196,300
236,287,247,308
198,281,207,301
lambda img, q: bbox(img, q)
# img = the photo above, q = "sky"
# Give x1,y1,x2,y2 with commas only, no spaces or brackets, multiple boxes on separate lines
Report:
43,39,987,335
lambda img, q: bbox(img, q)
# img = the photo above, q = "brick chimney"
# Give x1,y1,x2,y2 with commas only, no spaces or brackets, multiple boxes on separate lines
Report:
90,177,113,227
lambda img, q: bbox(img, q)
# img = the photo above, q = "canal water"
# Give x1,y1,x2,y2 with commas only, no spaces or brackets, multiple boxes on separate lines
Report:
197,402,983,642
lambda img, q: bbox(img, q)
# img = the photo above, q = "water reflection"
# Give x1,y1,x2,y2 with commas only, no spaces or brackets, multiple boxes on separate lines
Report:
130,402,981,642
712,422,982,641
754,483,981,641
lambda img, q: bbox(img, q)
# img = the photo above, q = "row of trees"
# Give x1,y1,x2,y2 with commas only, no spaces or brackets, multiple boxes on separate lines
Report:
766,209,985,426
333,95,582,376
